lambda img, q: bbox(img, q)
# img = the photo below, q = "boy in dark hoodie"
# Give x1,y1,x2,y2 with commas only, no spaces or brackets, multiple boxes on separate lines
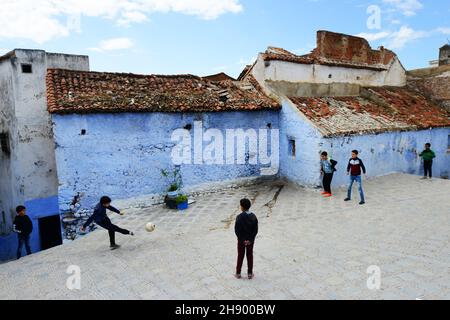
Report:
419,143,436,180
234,198,258,280
80,196,134,250
13,205,33,259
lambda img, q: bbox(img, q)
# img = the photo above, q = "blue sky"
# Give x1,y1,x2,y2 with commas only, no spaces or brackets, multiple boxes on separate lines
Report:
0,0,449,78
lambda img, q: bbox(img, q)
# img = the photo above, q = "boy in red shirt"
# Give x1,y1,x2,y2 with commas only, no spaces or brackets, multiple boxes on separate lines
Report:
344,150,367,205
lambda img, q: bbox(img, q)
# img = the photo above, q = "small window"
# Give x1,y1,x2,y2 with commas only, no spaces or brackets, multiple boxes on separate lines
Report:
21,64,32,74
288,138,296,158
0,132,10,155
81,129,86,135
328,74,332,79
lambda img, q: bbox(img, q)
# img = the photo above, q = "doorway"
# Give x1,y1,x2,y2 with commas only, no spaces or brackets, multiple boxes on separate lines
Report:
38,215,63,250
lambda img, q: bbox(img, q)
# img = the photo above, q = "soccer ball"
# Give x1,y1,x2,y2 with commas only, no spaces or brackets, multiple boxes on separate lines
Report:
145,222,156,232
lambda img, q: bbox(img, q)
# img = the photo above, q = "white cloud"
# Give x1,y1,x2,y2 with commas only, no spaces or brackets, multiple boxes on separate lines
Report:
0,0,243,43
383,0,423,17
436,27,450,35
88,38,134,52
356,31,391,42
360,25,450,50
386,26,429,49
237,56,256,67
358,26,430,50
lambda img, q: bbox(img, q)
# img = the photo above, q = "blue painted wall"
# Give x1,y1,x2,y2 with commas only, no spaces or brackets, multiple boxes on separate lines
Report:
323,128,450,187
278,98,450,189
52,111,279,211
279,99,323,186
0,195,60,261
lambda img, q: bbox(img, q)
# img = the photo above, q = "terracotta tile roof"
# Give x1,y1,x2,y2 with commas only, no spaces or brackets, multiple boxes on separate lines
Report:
290,87,450,137
262,47,315,65
46,69,280,114
237,64,253,81
202,72,236,82
263,31,398,71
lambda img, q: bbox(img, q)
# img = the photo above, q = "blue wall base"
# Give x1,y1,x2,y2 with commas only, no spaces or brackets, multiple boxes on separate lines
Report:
0,195,60,262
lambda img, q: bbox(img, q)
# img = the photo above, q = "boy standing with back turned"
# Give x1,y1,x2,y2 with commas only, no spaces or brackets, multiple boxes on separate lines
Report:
234,199,258,280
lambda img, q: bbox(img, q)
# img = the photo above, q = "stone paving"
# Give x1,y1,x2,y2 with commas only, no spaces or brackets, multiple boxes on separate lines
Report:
0,174,449,300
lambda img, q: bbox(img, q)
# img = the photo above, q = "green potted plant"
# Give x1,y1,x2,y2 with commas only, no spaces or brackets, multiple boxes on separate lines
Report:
176,195,188,210
161,167,183,198
167,183,179,197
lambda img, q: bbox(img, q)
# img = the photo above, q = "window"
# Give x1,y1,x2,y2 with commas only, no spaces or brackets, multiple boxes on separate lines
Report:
288,138,296,158
328,74,332,79
0,132,10,155
80,129,87,135
21,64,32,73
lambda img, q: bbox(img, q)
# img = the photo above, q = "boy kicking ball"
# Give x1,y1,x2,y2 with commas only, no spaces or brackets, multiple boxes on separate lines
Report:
80,196,134,250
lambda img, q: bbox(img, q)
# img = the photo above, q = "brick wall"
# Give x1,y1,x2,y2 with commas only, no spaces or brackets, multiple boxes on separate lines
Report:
407,68,450,113
314,30,395,66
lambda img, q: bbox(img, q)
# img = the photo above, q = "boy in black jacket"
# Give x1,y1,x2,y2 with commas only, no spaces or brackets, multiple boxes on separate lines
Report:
13,205,33,259
80,196,134,250
234,198,258,280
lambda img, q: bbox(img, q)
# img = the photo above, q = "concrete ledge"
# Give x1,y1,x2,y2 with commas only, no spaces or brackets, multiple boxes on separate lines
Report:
114,175,278,210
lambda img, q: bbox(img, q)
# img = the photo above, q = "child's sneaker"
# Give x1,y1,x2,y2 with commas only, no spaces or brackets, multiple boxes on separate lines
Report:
248,273,254,280
234,274,242,279
110,244,121,250
321,191,329,195
323,193,333,197
344,198,351,202
420,176,428,180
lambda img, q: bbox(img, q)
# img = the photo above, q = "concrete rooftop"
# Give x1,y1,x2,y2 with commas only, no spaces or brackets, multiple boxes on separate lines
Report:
0,174,449,300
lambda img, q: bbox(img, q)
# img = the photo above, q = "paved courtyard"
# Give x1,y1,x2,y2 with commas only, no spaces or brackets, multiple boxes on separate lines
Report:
1,174,449,300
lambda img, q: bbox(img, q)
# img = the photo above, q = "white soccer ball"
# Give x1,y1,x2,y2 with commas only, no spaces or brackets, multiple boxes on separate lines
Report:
145,222,156,232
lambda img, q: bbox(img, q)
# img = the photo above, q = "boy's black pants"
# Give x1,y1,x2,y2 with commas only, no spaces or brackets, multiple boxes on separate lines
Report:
97,217,130,246
322,173,334,193
17,234,31,259
424,160,433,178
236,240,254,275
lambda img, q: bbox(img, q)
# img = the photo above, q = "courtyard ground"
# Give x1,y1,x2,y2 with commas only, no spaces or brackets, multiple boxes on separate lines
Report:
0,173,449,300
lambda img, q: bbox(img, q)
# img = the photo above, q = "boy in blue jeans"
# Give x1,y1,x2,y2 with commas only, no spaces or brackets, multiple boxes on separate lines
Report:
344,150,366,205
13,205,33,259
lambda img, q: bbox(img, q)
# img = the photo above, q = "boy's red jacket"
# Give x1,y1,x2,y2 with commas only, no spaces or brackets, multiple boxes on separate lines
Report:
347,158,367,176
